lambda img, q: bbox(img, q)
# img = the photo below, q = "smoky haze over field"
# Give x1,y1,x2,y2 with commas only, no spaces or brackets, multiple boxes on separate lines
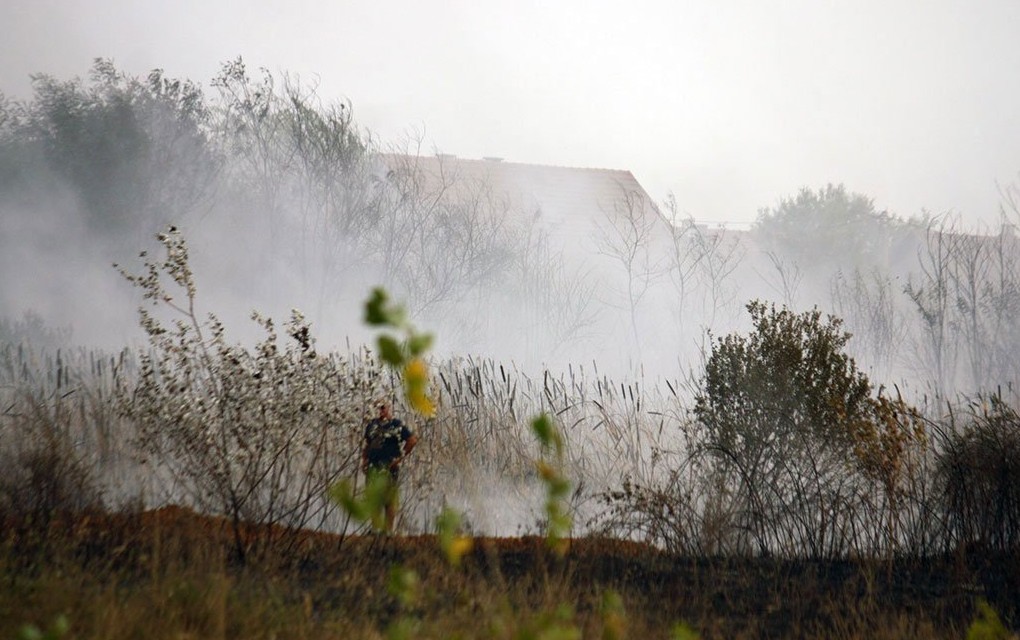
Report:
2,53,1020,398
3,35,1020,551
4,6,1020,564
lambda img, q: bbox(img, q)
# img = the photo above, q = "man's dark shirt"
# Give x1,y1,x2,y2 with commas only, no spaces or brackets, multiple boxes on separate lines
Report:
364,418,414,472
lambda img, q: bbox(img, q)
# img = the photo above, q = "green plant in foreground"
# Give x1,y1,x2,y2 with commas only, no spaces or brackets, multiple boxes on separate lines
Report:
386,564,423,640
671,622,702,640
366,283,431,635
532,413,572,557
328,467,396,532
600,590,626,640
967,599,1016,640
513,604,581,640
436,505,474,567
17,614,69,640
364,287,436,417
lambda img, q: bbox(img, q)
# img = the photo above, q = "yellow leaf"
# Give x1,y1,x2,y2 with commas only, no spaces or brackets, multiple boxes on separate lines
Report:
444,536,474,567
404,357,428,383
404,358,436,417
409,391,436,418
536,460,557,482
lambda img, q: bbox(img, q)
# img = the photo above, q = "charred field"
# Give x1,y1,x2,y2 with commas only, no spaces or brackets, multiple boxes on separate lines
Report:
2,506,1018,639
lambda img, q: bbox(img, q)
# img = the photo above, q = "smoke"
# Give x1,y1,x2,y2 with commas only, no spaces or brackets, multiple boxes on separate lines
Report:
4,59,1020,407
7,59,1020,542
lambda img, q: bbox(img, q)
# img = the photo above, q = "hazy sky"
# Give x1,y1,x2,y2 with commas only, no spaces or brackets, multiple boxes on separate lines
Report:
3,0,1019,226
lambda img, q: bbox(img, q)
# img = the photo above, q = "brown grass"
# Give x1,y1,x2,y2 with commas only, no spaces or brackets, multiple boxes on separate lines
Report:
3,505,1017,639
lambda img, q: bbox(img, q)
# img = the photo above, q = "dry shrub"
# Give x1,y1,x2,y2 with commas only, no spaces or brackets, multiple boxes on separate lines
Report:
937,393,1020,553
116,229,386,559
0,387,104,535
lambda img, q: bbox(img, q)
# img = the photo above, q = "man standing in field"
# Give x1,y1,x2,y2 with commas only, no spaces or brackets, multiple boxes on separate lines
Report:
361,402,418,533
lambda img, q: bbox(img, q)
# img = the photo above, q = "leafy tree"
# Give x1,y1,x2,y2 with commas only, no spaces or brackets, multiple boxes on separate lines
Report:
696,300,871,464
0,92,20,155
694,300,924,556
754,184,905,270
19,59,219,242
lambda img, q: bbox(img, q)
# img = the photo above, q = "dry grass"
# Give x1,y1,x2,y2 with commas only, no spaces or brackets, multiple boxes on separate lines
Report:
2,506,1016,639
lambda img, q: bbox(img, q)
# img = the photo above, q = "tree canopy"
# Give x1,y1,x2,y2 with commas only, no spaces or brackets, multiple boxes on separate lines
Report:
754,184,910,270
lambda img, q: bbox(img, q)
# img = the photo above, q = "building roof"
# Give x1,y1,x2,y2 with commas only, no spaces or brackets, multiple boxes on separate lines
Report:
374,154,667,256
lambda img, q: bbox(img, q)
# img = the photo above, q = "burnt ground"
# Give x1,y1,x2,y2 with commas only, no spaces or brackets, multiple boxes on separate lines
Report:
3,506,1018,638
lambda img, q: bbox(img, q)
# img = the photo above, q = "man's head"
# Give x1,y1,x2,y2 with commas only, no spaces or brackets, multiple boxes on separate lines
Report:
377,402,392,420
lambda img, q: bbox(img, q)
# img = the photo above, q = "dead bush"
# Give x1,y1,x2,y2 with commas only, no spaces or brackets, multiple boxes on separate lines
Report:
0,387,104,536
936,393,1020,553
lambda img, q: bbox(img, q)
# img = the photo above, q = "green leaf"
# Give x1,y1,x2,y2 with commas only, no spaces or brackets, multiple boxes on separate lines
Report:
549,476,572,498
671,622,701,640
328,479,369,522
15,615,69,640
364,287,406,327
51,616,69,638
377,335,405,366
387,565,421,608
328,471,395,532
407,332,434,357
364,287,391,325
532,413,555,448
